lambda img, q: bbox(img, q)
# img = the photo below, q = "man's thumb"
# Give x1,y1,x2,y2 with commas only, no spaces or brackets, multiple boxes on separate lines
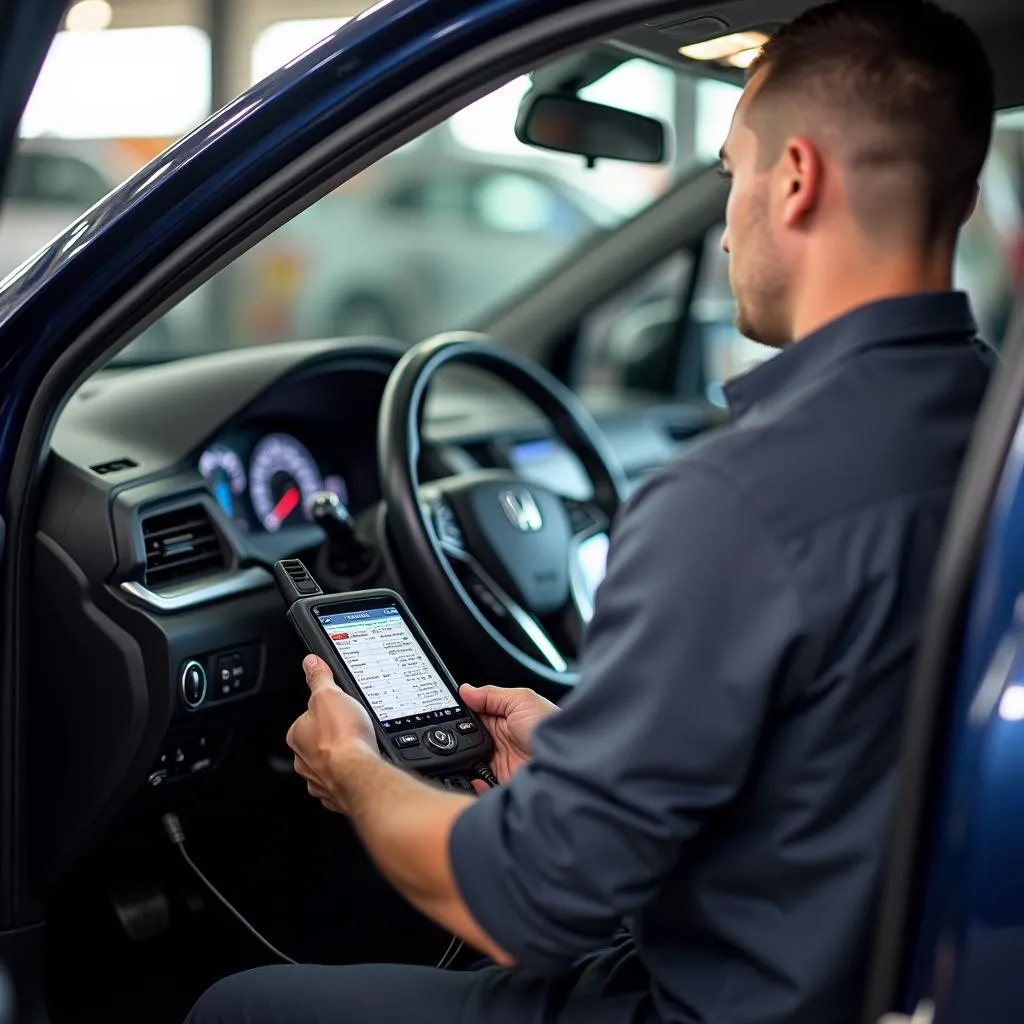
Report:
460,684,512,715
460,683,483,707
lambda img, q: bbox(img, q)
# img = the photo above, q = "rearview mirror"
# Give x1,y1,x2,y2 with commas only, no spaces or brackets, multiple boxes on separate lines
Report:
515,92,668,166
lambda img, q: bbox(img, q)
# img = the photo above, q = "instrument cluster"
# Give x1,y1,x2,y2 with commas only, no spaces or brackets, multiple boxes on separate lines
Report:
197,429,354,534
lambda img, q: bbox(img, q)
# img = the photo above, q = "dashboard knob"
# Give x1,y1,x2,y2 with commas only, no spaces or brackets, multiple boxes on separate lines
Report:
311,491,373,577
179,660,207,709
310,490,356,538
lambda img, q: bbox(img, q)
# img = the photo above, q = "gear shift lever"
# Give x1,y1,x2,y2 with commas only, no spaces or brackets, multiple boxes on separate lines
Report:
310,491,373,578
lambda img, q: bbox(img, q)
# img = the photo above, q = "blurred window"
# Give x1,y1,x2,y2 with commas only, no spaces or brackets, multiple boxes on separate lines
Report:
385,178,469,221
19,26,210,139
120,52,685,360
469,173,592,236
575,105,1024,403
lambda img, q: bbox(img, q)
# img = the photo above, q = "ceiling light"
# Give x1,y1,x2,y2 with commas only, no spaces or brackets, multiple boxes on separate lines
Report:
725,47,764,69
679,30,768,62
65,0,113,31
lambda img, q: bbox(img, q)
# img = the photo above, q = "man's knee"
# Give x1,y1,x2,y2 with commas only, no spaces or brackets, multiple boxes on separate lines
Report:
185,965,307,1024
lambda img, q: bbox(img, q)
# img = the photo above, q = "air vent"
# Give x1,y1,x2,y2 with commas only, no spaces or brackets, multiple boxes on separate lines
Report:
141,504,227,588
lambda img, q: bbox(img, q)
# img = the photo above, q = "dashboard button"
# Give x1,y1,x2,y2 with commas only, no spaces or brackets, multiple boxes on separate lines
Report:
179,660,207,709
424,727,458,755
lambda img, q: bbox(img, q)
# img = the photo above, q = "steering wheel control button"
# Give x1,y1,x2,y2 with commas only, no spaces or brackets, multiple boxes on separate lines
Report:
393,733,420,748
432,502,465,549
455,721,477,734
565,500,603,535
424,727,458,755
179,660,208,709
147,769,169,787
467,579,508,619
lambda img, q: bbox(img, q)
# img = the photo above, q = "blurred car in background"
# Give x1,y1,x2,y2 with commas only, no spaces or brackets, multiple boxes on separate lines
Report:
233,150,620,344
0,139,119,279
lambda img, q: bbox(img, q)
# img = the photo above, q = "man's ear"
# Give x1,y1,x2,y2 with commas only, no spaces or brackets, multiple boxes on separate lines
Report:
779,136,822,228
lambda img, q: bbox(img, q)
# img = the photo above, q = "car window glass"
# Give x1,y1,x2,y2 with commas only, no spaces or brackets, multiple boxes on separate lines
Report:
468,177,581,238
585,105,1024,407
109,54,688,360
955,108,1024,344
574,251,695,394
385,176,469,221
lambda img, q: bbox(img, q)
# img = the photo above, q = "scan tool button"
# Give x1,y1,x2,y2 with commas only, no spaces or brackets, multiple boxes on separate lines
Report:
455,721,477,734
394,733,419,749
424,727,458,754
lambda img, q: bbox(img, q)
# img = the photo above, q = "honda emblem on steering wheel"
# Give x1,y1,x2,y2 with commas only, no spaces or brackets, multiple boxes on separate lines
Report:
499,489,543,532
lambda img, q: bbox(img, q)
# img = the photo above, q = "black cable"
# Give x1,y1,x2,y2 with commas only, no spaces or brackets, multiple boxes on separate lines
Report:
472,762,499,788
436,934,464,969
163,812,461,971
162,813,299,966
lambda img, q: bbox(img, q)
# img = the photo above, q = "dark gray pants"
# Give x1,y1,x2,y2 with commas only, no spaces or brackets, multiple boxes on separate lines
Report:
185,951,656,1024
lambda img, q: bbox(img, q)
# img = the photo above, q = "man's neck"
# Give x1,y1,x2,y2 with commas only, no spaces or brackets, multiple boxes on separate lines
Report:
790,248,955,343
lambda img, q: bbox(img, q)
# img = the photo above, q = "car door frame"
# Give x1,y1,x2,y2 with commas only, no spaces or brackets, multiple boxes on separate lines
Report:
864,299,1024,1023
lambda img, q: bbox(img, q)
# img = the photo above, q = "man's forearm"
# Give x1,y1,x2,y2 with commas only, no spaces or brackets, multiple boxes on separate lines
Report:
332,747,514,965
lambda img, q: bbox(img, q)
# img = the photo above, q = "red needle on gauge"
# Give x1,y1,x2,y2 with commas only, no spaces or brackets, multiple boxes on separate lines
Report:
269,486,300,526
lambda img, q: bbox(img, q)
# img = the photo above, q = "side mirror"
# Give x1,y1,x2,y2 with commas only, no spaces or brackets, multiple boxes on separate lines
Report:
515,92,668,166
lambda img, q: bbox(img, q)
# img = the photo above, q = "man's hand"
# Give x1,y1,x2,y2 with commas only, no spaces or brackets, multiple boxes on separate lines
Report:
286,654,377,813
459,684,558,786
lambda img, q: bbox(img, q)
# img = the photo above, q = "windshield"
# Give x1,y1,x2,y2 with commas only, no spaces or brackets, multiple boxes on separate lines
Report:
133,57,734,362
3,26,740,363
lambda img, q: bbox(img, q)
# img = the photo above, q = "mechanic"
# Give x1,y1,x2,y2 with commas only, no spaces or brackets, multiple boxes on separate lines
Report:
186,2,996,1022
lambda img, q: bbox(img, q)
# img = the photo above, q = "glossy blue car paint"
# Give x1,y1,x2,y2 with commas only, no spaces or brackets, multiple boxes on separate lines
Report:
0,1,1020,1022
906,419,1024,1023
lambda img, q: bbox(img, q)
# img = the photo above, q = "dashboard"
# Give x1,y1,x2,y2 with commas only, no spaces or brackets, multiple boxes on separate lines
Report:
197,428,370,534
29,337,707,889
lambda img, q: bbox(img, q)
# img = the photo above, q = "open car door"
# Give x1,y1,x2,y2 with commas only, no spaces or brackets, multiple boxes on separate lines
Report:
865,292,1024,1024
0,2,82,1019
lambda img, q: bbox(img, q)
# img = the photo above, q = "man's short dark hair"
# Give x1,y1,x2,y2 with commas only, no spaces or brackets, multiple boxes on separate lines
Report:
747,0,995,244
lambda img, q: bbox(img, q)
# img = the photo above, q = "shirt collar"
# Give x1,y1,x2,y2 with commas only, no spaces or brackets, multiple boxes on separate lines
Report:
723,291,978,417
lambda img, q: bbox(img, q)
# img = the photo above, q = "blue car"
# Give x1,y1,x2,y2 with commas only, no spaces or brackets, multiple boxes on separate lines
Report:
0,2,1020,1023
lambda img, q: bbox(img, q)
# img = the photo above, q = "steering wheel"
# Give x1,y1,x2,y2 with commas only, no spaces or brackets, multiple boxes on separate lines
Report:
378,332,629,687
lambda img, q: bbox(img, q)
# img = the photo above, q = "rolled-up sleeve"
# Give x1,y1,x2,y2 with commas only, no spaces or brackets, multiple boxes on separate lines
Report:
450,460,805,974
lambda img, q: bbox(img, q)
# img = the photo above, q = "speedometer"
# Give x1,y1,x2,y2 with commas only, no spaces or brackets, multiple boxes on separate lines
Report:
199,444,248,526
249,433,323,532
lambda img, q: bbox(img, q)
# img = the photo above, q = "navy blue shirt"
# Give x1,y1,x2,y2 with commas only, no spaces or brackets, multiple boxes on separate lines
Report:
451,292,993,1024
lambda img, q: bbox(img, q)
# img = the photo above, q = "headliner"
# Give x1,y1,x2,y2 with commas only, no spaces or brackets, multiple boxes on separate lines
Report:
616,0,1024,110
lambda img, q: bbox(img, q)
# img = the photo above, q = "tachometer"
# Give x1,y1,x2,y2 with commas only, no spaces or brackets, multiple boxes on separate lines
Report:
198,444,247,522
249,433,323,532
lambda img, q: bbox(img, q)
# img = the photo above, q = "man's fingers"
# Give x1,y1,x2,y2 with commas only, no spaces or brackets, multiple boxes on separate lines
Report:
293,753,314,781
286,713,307,753
460,683,521,716
303,654,337,696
